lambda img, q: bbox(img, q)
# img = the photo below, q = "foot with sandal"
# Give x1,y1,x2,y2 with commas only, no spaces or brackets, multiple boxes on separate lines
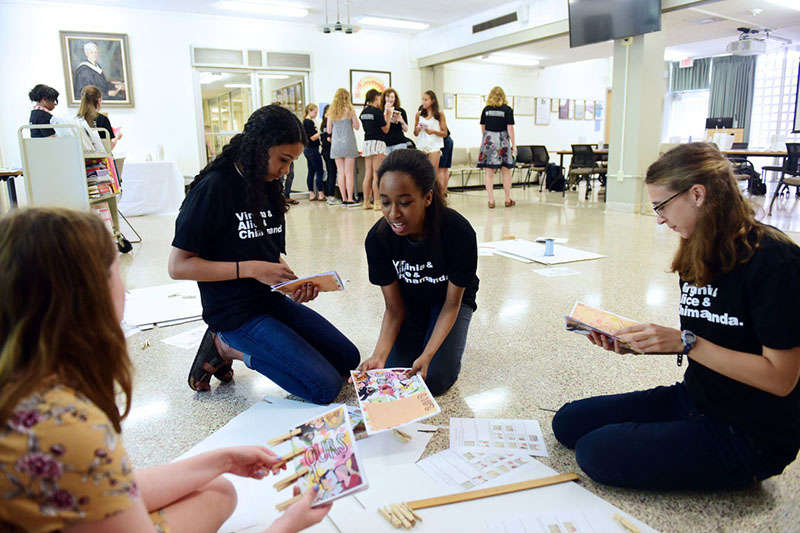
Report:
188,328,242,391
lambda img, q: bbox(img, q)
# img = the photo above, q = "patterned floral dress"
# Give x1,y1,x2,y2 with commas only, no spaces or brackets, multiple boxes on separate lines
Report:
0,383,170,532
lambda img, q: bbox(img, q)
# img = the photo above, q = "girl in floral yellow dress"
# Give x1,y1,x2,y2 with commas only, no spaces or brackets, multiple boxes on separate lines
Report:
0,208,330,532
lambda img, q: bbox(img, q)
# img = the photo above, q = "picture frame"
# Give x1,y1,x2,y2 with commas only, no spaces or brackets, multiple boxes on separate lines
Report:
60,31,134,107
443,92,455,109
513,96,535,116
349,69,391,104
456,93,483,119
535,97,550,125
550,98,559,113
584,100,595,121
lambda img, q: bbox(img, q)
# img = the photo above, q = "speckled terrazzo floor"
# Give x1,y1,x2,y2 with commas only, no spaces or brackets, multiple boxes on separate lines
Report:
119,181,800,533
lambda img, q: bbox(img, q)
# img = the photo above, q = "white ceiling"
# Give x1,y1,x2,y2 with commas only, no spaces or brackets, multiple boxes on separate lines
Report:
460,0,800,68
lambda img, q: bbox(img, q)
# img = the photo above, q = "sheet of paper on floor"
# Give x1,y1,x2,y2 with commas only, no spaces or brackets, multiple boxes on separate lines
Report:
491,239,606,265
175,396,436,533
450,417,548,456
123,281,202,327
486,508,616,533
533,267,581,277
161,324,208,350
417,449,544,492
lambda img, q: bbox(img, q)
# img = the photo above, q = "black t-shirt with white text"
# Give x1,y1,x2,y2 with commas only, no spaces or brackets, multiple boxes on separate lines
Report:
480,105,514,132
360,105,387,142
681,228,800,462
303,118,320,149
172,167,286,332
365,208,479,312
384,107,408,147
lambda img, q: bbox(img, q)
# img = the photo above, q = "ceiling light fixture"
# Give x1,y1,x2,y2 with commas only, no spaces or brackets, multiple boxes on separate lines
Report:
357,16,429,31
224,83,253,88
258,73,291,79
216,1,309,17
320,0,360,34
481,52,540,67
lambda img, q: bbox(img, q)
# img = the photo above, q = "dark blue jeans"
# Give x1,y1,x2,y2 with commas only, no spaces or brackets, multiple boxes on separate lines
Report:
384,303,473,396
282,163,294,199
304,147,325,192
218,297,359,404
552,382,786,490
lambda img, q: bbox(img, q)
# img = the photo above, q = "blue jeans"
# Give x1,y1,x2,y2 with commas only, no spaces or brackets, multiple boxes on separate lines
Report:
218,297,359,404
552,382,786,490
385,143,407,154
282,163,295,199
304,147,324,192
384,303,473,395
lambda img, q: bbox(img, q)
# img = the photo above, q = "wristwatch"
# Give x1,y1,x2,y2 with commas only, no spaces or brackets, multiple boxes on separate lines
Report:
678,330,697,367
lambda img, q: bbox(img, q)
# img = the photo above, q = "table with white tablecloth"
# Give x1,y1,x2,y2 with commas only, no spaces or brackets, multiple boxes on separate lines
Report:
117,160,185,216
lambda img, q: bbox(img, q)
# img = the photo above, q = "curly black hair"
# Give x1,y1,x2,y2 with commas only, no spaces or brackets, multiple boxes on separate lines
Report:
28,84,59,103
186,105,307,225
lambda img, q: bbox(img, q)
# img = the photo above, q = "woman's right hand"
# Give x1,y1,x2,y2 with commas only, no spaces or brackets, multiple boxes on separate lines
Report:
350,354,387,382
242,260,297,286
268,486,331,533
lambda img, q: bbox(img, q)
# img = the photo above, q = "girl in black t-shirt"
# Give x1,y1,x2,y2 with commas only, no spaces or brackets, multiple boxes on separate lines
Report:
553,143,800,490
28,84,59,138
360,89,390,210
359,149,479,395
381,88,409,154
77,85,123,150
169,105,359,403
478,86,515,208
302,104,325,201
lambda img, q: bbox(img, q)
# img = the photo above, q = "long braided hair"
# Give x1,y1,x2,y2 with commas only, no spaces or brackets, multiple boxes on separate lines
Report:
187,105,307,224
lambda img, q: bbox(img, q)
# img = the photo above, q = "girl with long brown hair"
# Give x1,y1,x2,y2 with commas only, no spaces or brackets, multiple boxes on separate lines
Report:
77,85,123,150
552,143,800,490
413,90,448,183
0,208,330,532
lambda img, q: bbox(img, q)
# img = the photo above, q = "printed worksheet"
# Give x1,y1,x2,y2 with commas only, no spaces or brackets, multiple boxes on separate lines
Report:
486,509,615,533
450,418,548,457
351,368,441,435
417,449,538,492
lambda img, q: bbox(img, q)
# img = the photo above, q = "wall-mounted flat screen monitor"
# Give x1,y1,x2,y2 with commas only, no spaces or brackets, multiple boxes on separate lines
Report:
705,117,734,129
569,0,662,48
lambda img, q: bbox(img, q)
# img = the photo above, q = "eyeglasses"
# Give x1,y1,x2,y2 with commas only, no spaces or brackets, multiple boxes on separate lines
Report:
652,187,690,217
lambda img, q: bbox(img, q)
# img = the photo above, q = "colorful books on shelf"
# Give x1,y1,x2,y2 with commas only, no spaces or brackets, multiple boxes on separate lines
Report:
85,157,120,195
90,201,114,234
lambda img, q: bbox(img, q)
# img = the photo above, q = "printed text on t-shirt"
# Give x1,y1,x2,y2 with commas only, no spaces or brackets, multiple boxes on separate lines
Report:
678,282,743,326
235,211,282,240
392,260,448,285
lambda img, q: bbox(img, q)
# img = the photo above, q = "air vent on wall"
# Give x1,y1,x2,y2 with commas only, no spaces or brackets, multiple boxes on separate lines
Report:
267,52,311,69
473,12,517,33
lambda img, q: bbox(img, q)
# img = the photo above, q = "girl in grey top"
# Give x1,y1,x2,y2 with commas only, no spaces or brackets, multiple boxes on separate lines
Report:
326,88,361,206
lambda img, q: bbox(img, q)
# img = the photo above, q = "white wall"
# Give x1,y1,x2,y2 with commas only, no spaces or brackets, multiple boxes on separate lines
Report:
439,58,611,153
0,1,420,176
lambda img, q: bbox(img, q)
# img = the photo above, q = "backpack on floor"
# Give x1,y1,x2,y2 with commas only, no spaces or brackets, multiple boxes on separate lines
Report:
545,163,565,192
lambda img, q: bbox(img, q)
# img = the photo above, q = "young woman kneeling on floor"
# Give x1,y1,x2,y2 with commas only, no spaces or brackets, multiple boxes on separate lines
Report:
169,105,359,403
357,149,479,395
0,208,330,532
552,143,800,490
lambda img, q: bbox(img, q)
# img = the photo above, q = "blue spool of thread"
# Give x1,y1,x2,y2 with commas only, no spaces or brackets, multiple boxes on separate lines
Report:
544,238,555,256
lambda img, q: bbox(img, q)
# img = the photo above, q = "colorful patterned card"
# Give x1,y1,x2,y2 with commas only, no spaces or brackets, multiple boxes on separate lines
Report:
565,301,640,350
351,368,441,435
271,271,345,294
288,405,368,506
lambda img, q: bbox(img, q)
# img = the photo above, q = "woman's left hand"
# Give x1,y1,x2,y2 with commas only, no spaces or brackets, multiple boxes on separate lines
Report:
407,355,433,381
290,283,319,304
224,446,286,479
616,323,683,354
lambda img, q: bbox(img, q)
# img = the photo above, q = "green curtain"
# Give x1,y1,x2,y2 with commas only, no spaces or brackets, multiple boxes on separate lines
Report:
669,58,711,92
708,55,757,142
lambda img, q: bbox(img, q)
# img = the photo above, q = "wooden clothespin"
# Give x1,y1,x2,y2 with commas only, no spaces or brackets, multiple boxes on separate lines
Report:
266,428,301,447
273,466,310,492
391,429,412,443
276,493,302,512
273,446,305,467
613,513,640,533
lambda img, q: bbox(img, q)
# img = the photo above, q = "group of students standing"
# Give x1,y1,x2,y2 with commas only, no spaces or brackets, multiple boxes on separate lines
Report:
3,96,800,530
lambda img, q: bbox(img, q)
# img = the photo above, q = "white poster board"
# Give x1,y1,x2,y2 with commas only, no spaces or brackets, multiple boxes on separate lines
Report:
513,96,535,116
456,93,483,119
535,97,550,125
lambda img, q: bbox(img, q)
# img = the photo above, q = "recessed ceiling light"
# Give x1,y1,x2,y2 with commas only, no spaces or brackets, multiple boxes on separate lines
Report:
357,16,429,31
258,73,290,79
216,1,308,17
766,0,800,11
481,52,540,67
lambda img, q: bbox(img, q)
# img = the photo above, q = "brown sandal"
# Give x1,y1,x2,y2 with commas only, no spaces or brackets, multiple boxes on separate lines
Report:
505,199,516,207
488,201,496,209
188,329,231,391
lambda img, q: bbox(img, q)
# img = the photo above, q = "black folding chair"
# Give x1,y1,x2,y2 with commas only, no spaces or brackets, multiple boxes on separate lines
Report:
567,144,607,199
768,143,800,216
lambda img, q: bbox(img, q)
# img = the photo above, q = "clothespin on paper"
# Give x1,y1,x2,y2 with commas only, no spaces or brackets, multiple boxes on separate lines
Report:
391,429,412,443
613,513,640,533
266,427,301,447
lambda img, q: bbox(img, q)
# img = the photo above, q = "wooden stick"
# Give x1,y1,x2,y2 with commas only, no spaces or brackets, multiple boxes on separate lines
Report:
392,503,416,524
272,466,310,491
267,428,301,447
274,446,306,466
405,472,579,510
390,504,413,529
613,513,641,533
404,503,422,522
275,493,302,512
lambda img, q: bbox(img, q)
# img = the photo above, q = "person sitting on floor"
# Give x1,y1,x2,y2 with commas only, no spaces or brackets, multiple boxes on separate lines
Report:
0,207,330,532
552,143,800,490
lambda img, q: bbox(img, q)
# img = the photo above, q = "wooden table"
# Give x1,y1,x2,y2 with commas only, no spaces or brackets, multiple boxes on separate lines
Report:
0,168,22,208
720,149,787,159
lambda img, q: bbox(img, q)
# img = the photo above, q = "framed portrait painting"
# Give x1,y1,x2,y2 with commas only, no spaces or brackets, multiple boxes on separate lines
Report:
349,70,391,104
60,31,134,107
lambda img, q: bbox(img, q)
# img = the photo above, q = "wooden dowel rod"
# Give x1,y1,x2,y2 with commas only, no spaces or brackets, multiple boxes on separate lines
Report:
405,472,579,510
614,513,641,533
267,427,301,447
273,466,310,491
275,493,302,512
